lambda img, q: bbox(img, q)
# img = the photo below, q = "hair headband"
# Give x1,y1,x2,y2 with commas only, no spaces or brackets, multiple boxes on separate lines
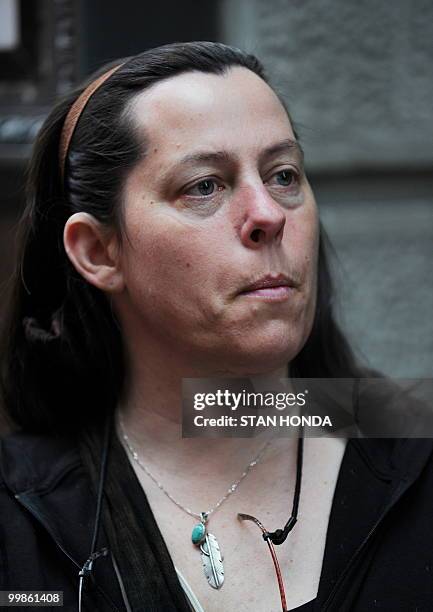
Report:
58,63,125,181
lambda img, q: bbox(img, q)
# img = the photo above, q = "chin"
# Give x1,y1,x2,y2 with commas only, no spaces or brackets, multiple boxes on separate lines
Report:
221,330,306,376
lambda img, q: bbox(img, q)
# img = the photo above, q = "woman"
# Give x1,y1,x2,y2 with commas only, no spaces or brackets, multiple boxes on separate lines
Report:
1,41,432,612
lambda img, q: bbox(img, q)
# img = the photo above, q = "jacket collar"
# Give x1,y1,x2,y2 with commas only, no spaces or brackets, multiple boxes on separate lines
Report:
318,436,433,610
0,430,81,495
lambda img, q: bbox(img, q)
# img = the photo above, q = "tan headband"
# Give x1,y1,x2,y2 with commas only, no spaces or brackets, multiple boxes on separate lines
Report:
59,63,125,181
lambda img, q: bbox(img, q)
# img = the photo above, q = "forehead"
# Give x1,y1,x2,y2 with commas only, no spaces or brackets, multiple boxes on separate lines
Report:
127,67,295,160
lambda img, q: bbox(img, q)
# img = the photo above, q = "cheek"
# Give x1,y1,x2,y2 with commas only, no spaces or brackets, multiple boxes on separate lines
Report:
120,213,225,319
286,205,320,334
302,209,320,327
286,204,320,279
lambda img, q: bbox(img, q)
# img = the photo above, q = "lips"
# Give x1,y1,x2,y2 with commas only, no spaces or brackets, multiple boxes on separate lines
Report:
240,274,296,294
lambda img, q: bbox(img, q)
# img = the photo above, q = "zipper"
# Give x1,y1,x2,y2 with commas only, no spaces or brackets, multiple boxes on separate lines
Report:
322,477,409,611
15,491,122,612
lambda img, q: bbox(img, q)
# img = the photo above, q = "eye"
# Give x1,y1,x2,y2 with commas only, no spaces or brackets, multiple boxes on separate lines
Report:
276,169,295,186
268,168,297,188
196,179,215,196
263,167,302,205
185,178,224,197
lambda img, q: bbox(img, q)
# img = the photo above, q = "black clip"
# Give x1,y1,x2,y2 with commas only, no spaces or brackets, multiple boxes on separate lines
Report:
78,548,109,612
79,547,109,577
263,516,297,545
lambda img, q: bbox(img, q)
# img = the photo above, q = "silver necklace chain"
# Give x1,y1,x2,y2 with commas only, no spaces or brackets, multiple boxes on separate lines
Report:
118,415,272,521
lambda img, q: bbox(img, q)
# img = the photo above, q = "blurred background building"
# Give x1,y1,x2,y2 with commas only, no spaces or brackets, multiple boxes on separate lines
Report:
0,0,432,380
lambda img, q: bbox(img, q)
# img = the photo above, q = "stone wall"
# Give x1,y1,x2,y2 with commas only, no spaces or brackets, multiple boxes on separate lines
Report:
320,200,433,378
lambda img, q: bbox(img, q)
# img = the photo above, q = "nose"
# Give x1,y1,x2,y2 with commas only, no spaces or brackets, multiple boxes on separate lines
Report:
236,183,286,249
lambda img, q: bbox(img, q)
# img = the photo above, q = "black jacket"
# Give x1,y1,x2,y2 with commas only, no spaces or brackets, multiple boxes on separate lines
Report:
1,432,433,611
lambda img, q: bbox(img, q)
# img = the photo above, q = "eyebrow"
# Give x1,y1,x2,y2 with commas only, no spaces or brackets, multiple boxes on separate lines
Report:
257,138,304,165
160,138,304,182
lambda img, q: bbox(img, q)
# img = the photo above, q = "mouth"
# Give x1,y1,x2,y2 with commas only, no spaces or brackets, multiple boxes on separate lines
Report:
239,274,297,302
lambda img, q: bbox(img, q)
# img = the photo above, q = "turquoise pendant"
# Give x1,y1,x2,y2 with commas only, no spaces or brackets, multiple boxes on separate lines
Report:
192,512,208,545
191,521,206,545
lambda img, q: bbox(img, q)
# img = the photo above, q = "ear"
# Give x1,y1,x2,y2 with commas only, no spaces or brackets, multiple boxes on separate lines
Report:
63,212,124,293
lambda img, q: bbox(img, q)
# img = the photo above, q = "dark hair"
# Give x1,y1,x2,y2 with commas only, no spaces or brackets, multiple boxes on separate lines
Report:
0,41,361,435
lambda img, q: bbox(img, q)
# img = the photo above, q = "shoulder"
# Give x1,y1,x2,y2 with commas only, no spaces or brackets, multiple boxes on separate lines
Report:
0,429,82,494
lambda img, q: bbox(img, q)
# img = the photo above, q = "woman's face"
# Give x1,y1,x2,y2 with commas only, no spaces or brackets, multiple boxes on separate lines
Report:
114,66,319,375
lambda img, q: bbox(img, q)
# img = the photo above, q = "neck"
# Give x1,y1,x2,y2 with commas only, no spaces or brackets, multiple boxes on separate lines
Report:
115,342,292,476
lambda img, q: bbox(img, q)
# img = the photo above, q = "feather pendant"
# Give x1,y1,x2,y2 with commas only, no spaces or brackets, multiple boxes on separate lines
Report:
200,533,224,589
